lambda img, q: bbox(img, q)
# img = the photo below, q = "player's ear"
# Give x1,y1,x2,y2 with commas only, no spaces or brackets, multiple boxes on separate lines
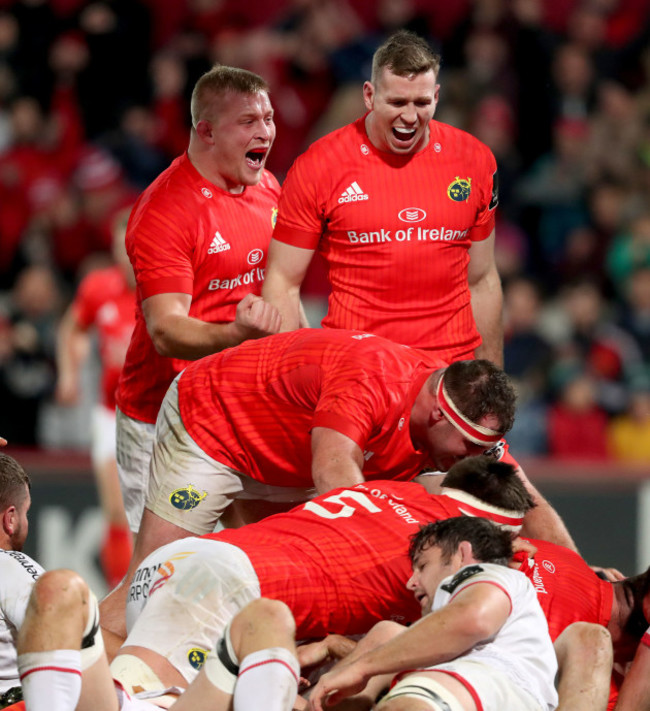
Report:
2,505,16,536
195,119,215,144
458,540,474,564
363,81,375,111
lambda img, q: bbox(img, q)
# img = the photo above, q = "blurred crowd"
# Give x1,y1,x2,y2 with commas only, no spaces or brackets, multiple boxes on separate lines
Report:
0,0,650,462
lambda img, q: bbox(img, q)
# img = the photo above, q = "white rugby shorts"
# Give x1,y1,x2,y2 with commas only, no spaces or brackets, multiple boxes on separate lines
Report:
116,408,156,533
123,538,261,685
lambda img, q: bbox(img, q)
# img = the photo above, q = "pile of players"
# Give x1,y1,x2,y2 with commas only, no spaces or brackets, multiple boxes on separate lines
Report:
2,29,649,711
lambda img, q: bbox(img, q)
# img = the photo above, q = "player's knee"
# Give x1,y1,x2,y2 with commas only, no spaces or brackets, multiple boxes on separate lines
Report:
556,621,612,670
239,598,296,635
31,569,88,615
366,620,405,646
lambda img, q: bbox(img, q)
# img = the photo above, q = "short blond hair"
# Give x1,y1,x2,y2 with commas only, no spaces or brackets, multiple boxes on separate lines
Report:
371,30,441,85
191,65,269,128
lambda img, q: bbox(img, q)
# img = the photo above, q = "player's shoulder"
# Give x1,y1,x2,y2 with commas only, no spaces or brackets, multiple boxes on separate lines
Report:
431,120,494,160
0,549,43,583
442,561,524,595
294,120,360,168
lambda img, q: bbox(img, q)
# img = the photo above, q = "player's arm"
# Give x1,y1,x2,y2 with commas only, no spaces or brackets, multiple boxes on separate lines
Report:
143,291,281,360
309,582,510,710
55,305,91,405
615,631,650,711
262,239,315,331
311,427,366,494
467,230,504,367
516,464,579,552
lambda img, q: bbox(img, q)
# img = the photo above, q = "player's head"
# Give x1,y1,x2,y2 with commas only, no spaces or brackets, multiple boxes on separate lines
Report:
0,453,31,551
614,567,650,645
407,517,513,613
412,360,516,472
190,65,275,191
440,455,535,534
364,30,441,155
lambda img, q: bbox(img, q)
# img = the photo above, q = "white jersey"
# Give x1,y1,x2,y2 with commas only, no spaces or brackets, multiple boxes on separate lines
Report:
0,549,44,693
432,562,558,711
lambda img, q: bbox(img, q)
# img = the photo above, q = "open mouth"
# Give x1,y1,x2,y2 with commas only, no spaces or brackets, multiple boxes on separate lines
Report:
392,127,417,143
246,148,267,169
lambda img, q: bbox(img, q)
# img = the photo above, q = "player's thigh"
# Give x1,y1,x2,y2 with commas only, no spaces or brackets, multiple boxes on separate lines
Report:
124,539,261,684
378,673,470,711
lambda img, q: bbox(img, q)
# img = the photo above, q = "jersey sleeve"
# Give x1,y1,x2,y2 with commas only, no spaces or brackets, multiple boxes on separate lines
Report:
273,150,327,250
439,563,514,615
311,370,393,449
128,199,196,300
0,551,43,630
468,143,498,242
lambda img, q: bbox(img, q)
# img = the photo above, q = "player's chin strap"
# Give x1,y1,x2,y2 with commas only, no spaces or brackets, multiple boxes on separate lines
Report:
441,487,524,534
436,373,503,447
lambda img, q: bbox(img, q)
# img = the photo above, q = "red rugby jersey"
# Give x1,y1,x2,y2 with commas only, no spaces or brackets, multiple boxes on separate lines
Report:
212,480,469,638
178,329,442,486
273,116,497,361
72,265,135,410
115,153,280,424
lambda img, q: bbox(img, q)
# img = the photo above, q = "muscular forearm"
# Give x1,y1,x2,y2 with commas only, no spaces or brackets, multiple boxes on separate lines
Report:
522,490,578,552
262,272,302,332
470,269,504,367
355,602,491,680
148,313,254,360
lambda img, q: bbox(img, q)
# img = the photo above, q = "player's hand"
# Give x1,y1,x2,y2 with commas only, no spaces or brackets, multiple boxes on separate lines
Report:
591,565,626,582
298,635,357,669
511,537,537,564
0,436,6,447
308,662,367,710
233,293,282,340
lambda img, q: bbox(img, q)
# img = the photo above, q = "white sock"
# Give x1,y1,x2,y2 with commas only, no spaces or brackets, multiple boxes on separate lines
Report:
18,649,82,711
233,647,299,711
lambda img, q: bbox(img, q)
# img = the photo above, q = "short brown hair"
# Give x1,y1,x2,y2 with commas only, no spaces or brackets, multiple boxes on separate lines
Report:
371,30,441,85
191,65,269,128
0,453,30,512
409,516,513,567
441,455,535,513
443,360,516,435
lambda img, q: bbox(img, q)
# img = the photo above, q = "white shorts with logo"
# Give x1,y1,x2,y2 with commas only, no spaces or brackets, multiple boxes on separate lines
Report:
408,660,544,711
124,537,261,684
146,376,316,535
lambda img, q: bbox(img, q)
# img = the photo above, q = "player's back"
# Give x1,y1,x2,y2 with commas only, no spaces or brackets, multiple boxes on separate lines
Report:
214,480,471,637
518,538,614,640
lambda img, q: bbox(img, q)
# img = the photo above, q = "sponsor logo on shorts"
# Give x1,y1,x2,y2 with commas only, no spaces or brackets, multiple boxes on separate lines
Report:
398,207,427,223
187,648,209,670
447,176,472,202
169,484,208,511
338,181,369,204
